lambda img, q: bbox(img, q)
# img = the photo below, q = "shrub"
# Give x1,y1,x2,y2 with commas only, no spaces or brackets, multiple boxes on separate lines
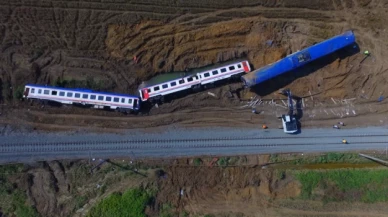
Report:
86,188,152,217
13,86,24,100
193,158,202,166
217,157,229,167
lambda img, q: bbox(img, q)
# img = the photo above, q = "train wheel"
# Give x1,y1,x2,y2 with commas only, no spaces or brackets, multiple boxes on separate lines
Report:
192,84,202,92
28,98,34,106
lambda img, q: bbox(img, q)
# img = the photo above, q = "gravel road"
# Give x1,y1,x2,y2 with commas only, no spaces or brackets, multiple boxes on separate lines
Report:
1,126,388,164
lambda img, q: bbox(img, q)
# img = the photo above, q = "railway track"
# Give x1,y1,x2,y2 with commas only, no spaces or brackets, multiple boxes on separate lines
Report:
2,133,388,144
2,134,388,153
2,127,388,164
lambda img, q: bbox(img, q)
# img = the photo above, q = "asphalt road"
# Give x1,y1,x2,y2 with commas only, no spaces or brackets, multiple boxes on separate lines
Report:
1,126,388,164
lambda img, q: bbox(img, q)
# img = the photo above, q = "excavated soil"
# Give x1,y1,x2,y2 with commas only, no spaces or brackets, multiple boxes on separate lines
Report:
1,0,388,131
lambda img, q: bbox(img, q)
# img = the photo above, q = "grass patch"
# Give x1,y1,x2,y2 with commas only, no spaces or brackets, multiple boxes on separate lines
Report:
12,190,40,217
74,195,88,210
86,188,152,217
159,203,176,217
299,153,363,164
270,153,367,165
180,211,189,217
295,168,388,202
0,164,39,216
68,164,91,191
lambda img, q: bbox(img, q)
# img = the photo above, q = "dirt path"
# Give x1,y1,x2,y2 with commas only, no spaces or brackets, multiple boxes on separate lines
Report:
2,94,388,133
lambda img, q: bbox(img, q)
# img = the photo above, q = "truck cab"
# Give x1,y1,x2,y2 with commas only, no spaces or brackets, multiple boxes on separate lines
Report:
281,114,298,134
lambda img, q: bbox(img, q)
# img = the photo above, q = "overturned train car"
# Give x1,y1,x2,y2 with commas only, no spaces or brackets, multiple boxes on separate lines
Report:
241,30,356,88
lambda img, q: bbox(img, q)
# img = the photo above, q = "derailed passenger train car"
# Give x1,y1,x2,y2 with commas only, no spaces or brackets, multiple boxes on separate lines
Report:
241,30,356,88
23,84,140,113
138,59,251,103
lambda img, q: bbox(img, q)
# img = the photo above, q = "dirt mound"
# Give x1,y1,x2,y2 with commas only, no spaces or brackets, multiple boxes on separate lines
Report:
156,166,300,216
15,162,69,217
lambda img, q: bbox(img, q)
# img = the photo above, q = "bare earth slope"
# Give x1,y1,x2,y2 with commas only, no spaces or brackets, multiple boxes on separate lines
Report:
1,0,388,130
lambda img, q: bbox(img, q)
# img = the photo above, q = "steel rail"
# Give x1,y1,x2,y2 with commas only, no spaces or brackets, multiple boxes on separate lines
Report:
1,141,388,153
2,133,388,147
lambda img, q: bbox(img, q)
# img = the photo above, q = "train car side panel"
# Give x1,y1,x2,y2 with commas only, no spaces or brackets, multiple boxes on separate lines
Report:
241,30,356,87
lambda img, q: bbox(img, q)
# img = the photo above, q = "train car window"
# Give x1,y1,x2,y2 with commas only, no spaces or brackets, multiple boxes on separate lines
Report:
154,86,160,91
67,92,73,97
82,94,88,99
121,98,125,103
90,95,96,100
229,66,235,70
220,68,227,73
204,72,210,77
59,92,65,96
296,52,311,63
128,99,133,104
44,90,50,95
237,64,241,68
162,84,168,89
51,91,58,96
147,88,151,93
38,89,42,94
187,77,193,82
170,82,176,86
98,96,104,101
31,88,35,94
75,93,81,98
179,79,185,84
194,76,198,80
106,96,112,101
212,70,218,75
114,97,119,102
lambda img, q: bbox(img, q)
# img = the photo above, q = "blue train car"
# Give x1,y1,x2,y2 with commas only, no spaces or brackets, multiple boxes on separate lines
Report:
241,30,356,88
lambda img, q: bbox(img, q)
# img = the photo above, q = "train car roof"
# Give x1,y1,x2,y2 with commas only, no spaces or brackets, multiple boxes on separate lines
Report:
187,58,247,74
138,71,197,89
138,59,248,89
25,84,139,98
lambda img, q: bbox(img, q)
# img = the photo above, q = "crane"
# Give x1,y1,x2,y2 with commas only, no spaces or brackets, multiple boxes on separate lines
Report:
280,89,298,134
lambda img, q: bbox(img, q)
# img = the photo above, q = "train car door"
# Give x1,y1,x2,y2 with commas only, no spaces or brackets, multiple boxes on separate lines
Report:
142,89,149,101
242,61,250,72
23,87,30,97
133,99,138,109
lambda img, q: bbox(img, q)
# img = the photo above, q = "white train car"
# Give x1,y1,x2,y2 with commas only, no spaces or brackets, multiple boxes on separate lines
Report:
23,84,140,112
138,59,251,102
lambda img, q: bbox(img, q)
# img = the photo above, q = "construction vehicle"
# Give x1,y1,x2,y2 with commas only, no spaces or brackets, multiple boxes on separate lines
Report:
279,89,298,134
